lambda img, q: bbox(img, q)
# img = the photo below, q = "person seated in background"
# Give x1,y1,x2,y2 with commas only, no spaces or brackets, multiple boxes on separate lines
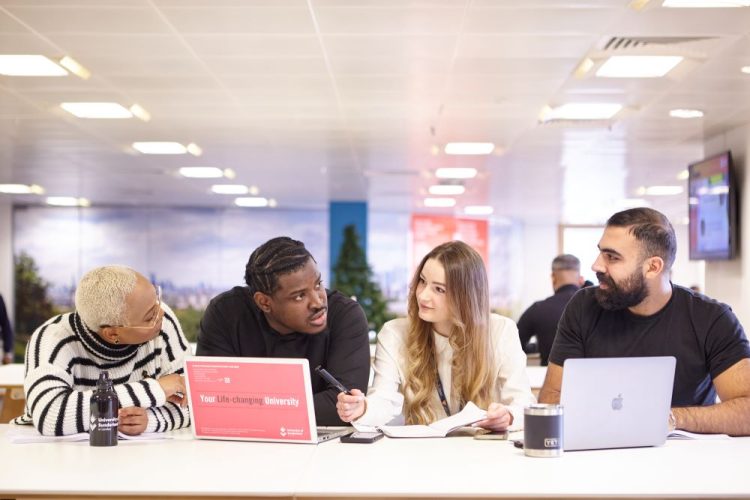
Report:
0,293,14,364
197,236,370,426
14,265,190,436
539,207,750,436
517,254,582,366
336,240,535,431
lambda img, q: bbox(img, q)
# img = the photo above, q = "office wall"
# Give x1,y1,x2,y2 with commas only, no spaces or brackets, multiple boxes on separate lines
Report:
516,222,559,318
704,124,750,326
0,201,12,323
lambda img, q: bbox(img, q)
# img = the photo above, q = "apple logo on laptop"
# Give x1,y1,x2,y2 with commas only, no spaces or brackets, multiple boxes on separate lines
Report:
611,393,623,410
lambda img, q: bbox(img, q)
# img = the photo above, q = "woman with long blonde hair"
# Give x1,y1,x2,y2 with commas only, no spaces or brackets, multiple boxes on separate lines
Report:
336,241,535,430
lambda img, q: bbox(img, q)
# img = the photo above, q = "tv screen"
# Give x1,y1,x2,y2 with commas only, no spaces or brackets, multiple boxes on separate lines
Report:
688,151,737,260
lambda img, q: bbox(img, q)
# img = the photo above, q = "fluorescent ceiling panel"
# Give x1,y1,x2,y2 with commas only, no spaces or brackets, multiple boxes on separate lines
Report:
435,168,477,179
669,108,704,118
179,167,224,178
0,55,67,76
134,142,188,154
596,56,683,78
444,142,495,155
46,196,90,207
662,0,750,7
235,197,269,207
61,102,133,119
0,184,44,194
543,103,623,121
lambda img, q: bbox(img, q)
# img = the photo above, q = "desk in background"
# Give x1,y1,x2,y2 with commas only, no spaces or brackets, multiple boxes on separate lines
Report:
0,364,24,423
526,365,547,397
1,424,749,499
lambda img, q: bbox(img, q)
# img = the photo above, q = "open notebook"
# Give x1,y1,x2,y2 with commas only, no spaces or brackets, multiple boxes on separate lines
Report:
353,401,486,438
6,424,169,444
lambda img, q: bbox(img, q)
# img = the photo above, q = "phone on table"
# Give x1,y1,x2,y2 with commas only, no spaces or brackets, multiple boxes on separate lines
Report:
473,430,509,440
340,431,384,444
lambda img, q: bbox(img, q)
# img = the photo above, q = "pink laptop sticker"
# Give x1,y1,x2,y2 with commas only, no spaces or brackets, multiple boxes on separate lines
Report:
186,358,314,442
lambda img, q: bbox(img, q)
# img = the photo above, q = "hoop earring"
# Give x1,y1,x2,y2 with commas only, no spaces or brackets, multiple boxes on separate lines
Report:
114,338,120,344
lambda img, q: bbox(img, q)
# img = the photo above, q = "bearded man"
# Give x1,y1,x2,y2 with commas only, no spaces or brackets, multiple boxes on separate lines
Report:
539,207,750,436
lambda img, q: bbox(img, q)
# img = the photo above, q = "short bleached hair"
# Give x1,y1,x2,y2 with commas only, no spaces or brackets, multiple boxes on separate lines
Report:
75,265,138,331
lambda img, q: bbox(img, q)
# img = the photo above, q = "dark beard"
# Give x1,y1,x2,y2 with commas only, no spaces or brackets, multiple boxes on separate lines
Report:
594,269,648,311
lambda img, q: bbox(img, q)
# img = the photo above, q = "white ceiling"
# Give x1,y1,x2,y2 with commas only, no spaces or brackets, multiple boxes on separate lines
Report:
0,0,749,224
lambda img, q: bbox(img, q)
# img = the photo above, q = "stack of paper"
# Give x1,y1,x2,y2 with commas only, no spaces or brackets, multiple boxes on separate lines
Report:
668,430,730,440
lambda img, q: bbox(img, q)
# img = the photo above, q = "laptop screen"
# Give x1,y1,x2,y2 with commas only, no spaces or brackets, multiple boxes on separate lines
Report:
561,356,676,451
185,356,319,443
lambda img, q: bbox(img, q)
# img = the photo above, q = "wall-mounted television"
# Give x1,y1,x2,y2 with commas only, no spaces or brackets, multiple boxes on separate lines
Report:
688,150,737,261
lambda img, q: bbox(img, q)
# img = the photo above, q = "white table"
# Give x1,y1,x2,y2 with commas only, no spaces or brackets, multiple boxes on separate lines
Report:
1,424,749,499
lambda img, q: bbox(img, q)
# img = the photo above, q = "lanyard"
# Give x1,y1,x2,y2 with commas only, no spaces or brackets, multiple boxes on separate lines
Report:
436,373,452,417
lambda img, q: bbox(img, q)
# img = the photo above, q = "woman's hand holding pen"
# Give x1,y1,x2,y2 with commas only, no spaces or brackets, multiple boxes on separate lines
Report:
336,388,367,422
474,402,513,432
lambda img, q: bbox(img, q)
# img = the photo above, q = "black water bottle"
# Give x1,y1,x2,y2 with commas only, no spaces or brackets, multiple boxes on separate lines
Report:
90,371,119,447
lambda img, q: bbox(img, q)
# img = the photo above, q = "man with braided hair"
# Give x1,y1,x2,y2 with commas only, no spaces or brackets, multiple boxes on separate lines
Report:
197,236,370,425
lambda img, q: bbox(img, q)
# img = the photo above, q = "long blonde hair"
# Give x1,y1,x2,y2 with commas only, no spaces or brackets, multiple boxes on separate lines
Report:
402,241,495,424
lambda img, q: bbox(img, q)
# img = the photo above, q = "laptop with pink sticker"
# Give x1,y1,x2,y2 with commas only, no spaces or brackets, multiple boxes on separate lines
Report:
185,356,351,444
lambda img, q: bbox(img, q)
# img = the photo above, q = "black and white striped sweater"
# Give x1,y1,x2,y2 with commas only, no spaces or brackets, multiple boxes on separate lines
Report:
13,304,191,436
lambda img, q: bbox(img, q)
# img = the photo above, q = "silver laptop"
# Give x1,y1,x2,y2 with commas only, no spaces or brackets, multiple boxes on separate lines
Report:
561,356,676,451
185,356,352,444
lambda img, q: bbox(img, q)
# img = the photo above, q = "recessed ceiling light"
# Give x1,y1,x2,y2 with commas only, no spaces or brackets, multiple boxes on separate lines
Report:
179,167,225,179
663,0,750,7
211,184,249,195
0,55,67,76
636,185,684,196
46,196,90,207
424,198,456,208
58,56,90,80
435,168,477,179
669,108,704,119
235,197,269,208
61,102,133,119
541,103,623,121
444,142,495,155
129,104,151,122
0,183,44,194
574,57,595,78
429,185,465,196
186,143,202,157
596,56,683,78
268,198,278,208
464,205,494,215
741,66,750,74
133,142,195,155
676,169,689,180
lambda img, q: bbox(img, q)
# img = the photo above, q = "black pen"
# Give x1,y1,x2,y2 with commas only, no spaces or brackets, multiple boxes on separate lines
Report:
315,365,351,395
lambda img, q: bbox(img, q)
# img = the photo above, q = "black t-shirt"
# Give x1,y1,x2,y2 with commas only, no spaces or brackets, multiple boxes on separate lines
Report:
549,284,750,407
196,287,371,425
518,284,579,366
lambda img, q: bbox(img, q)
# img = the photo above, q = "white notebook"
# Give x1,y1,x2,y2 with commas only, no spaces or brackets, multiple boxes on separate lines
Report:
354,401,486,438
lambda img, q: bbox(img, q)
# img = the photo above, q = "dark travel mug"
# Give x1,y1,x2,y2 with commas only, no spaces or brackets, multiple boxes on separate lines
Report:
523,404,563,457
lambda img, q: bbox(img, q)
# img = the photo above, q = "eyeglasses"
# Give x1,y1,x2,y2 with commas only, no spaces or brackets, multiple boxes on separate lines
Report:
107,285,162,331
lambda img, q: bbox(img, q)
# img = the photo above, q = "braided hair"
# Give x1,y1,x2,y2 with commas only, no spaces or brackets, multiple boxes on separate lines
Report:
244,237,315,295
